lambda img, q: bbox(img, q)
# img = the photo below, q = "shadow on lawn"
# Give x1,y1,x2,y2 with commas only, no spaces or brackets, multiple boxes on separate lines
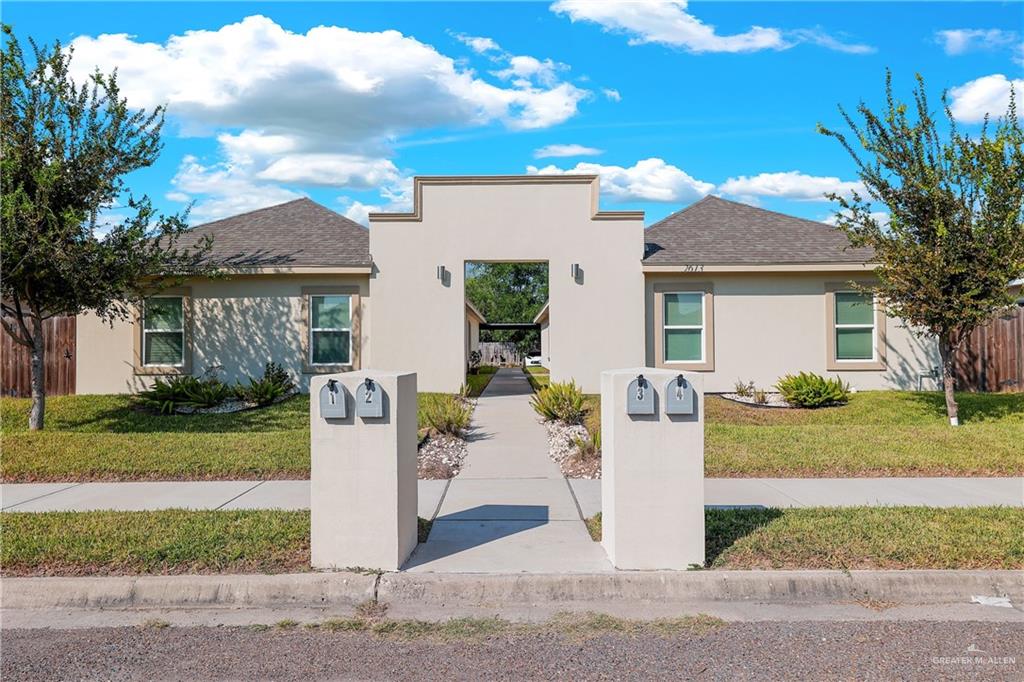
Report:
903,391,1024,424
705,507,784,567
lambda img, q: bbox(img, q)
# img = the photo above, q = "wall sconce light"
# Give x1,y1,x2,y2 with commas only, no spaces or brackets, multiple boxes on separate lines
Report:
570,263,581,281
437,265,447,281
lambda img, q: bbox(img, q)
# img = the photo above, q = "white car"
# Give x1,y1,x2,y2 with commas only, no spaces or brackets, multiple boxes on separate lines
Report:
524,356,544,367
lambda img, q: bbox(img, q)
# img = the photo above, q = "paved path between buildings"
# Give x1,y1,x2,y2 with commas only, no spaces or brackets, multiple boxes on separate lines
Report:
403,368,612,573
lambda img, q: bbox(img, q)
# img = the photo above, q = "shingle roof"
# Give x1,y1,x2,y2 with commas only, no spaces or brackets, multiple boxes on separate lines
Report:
643,195,874,265
178,198,370,267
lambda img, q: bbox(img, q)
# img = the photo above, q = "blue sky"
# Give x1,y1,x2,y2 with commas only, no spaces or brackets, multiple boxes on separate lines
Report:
6,1,1023,226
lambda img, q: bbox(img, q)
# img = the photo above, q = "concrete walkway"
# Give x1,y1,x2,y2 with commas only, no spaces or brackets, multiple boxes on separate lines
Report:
403,368,612,573
3,478,1020,515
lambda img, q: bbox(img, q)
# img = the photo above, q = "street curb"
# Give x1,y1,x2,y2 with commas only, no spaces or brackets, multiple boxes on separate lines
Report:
2,570,1020,611
377,570,1023,607
1,573,377,610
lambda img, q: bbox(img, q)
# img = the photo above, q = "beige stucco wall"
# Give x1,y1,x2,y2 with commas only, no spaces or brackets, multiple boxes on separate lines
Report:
370,178,645,393
540,319,550,368
644,271,940,392
76,273,370,394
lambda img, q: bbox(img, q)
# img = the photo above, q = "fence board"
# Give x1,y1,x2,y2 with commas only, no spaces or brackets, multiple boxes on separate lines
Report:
477,341,524,367
954,305,1023,392
1,316,77,397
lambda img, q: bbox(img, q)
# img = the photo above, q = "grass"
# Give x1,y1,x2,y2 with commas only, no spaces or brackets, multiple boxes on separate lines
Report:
1,393,464,482
523,365,550,391
578,391,1023,477
585,506,1024,570
464,365,498,397
0,510,443,577
6,507,1019,576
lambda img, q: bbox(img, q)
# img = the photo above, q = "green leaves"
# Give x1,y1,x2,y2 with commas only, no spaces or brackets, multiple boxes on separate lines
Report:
775,372,850,409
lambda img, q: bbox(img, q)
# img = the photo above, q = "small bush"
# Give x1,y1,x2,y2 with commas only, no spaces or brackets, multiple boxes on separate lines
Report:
752,388,768,405
530,381,587,424
468,350,482,374
420,394,472,436
733,379,755,397
571,429,601,462
139,375,231,414
235,362,296,406
776,372,850,408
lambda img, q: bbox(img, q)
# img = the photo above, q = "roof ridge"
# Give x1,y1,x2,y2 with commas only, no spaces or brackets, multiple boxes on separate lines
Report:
645,193,717,232
190,197,312,229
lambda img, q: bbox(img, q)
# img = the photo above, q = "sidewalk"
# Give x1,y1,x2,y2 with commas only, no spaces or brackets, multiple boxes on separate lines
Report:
3,477,1019,515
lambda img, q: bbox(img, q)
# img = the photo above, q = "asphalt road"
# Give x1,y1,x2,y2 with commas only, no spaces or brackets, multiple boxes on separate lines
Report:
3,621,1022,681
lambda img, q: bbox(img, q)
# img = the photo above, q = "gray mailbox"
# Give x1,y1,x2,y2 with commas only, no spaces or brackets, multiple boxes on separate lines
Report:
355,378,385,419
664,374,694,415
626,374,655,415
319,379,347,419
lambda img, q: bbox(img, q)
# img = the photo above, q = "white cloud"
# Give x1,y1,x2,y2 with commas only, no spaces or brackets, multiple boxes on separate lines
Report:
257,154,400,188
337,177,414,226
452,32,501,54
533,143,603,158
948,74,1024,123
935,29,1018,56
550,0,874,55
602,88,622,102
527,158,714,203
168,155,305,224
718,171,865,202
824,210,890,229
494,55,563,87
69,16,588,138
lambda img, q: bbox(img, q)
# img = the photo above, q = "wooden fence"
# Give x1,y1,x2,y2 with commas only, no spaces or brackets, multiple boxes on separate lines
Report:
954,305,1023,392
477,341,525,367
1,316,77,398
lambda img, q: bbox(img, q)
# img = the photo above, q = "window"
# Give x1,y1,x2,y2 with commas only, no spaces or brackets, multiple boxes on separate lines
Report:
142,297,185,366
663,292,704,363
834,291,875,361
309,294,352,365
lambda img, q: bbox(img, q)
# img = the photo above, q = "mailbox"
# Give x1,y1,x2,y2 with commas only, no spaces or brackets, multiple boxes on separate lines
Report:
664,374,694,415
626,374,655,415
319,379,347,419
355,377,385,419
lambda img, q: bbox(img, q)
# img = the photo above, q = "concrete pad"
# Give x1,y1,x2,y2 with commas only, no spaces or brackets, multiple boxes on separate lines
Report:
417,480,449,520
761,477,1024,508
8,481,260,512
405,520,612,573
1,483,81,510
221,480,309,510
568,479,601,518
437,478,581,521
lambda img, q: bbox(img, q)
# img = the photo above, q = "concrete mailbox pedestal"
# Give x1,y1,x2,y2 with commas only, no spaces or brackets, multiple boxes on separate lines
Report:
601,368,704,570
310,370,418,571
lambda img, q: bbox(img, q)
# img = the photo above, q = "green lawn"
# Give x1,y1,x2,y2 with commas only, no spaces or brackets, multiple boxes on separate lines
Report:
523,365,550,391
578,391,1022,477
1,393,453,482
4,390,1020,481
464,365,498,397
5,507,1020,576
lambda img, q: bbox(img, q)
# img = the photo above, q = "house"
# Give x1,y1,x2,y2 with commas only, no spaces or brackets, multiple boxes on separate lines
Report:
75,175,941,394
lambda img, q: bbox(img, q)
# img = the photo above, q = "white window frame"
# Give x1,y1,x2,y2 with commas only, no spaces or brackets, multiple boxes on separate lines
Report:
833,290,877,363
308,294,353,366
142,295,185,367
663,291,705,364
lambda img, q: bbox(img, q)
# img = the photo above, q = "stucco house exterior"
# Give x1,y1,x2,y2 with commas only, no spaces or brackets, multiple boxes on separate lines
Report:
76,175,940,395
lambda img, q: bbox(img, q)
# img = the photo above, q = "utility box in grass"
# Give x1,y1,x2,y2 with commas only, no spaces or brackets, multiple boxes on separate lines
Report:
601,367,704,570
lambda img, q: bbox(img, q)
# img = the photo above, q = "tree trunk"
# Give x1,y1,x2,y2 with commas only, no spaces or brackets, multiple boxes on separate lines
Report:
937,335,959,427
28,315,46,431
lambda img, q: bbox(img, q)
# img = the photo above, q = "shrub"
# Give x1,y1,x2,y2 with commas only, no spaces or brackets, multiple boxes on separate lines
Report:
776,372,850,408
468,350,482,375
420,394,472,437
138,375,231,414
235,362,296,406
733,379,755,397
571,429,601,462
752,388,768,405
530,381,587,424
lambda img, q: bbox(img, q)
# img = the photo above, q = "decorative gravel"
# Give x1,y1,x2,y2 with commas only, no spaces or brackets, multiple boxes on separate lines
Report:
174,393,295,415
417,434,469,479
721,392,793,408
544,420,601,479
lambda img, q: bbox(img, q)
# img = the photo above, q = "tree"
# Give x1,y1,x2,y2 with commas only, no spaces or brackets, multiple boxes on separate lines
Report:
819,72,1024,425
1,26,213,430
464,263,548,354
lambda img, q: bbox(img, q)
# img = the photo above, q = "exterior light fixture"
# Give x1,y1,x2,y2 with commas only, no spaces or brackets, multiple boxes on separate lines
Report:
571,263,581,280
437,265,447,281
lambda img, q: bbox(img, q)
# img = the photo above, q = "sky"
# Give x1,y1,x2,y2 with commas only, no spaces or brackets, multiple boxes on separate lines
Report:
5,1,1023,227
